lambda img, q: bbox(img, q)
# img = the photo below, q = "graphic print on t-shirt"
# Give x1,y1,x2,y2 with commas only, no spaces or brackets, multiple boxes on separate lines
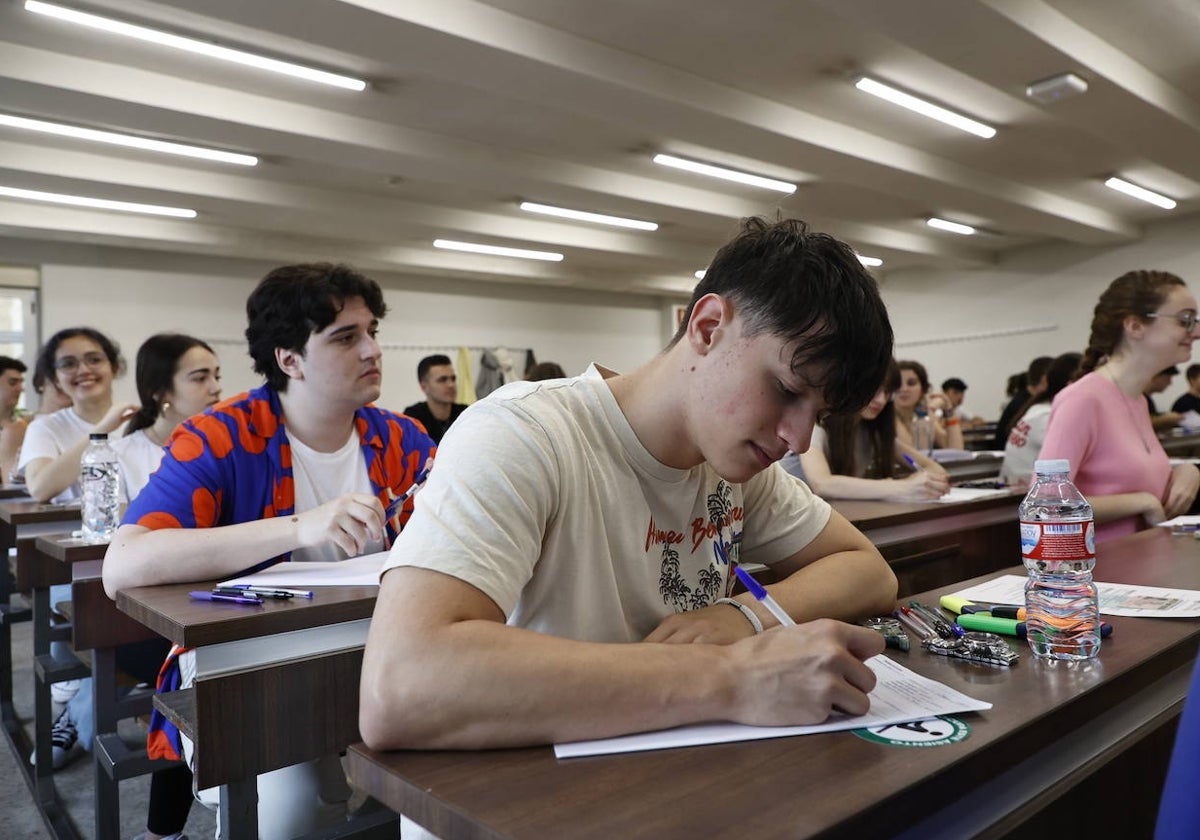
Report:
656,480,744,612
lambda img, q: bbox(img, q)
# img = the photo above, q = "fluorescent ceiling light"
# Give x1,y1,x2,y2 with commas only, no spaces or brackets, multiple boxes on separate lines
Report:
652,153,796,194
434,239,563,262
0,185,196,217
694,270,707,280
24,0,366,91
855,77,996,139
1104,176,1176,210
519,201,657,231
926,217,976,235
0,113,257,166
857,255,883,268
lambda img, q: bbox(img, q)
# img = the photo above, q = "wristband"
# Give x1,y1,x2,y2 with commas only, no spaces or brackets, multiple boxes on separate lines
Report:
944,417,961,427
715,597,763,633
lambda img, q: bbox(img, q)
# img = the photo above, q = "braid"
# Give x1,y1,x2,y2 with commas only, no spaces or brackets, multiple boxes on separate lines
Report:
124,402,159,436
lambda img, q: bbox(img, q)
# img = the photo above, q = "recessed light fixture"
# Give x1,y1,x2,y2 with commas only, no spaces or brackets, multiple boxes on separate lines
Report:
518,201,657,231
0,185,196,217
694,270,707,280
0,113,258,166
1104,176,1176,210
652,153,796,194
857,255,883,268
433,239,563,262
926,217,976,235
1025,72,1088,105
855,77,996,139
24,0,367,91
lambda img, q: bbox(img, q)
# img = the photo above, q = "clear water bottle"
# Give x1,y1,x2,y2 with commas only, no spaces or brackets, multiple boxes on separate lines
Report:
80,433,120,542
1019,458,1100,660
911,408,935,455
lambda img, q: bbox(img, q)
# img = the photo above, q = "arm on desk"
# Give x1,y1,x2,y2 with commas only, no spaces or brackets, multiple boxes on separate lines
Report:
359,565,884,751
1088,492,1166,527
101,493,386,598
24,403,137,501
798,445,948,502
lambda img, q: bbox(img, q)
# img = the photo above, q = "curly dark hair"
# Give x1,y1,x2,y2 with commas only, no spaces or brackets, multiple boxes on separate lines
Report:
245,263,386,391
673,217,892,416
37,327,125,386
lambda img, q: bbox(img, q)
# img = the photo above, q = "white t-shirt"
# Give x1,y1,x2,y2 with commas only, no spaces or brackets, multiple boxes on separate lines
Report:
17,407,94,503
110,429,167,504
383,364,831,643
289,429,380,563
1000,402,1052,486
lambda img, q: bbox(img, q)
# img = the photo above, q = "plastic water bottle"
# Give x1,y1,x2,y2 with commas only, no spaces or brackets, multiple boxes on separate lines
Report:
911,408,935,455
80,433,120,542
1018,458,1100,660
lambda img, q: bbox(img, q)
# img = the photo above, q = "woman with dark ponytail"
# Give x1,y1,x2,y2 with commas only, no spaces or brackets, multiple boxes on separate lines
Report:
112,333,221,502
1040,271,1200,543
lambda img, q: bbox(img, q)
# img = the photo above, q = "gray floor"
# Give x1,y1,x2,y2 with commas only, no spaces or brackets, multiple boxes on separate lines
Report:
1,606,217,840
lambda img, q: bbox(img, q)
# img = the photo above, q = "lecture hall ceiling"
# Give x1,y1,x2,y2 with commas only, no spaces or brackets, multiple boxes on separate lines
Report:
0,0,1196,295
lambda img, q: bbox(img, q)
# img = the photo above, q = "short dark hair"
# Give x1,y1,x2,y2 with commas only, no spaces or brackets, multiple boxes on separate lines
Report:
1027,356,1054,385
673,217,892,415
126,334,215,435
0,356,26,377
417,354,452,383
1187,363,1200,382
37,327,124,384
1160,366,1181,376
941,377,967,392
245,263,386,391
527,361,567,381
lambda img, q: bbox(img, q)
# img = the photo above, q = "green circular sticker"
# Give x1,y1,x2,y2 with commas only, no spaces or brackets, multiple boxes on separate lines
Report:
852,716,970,747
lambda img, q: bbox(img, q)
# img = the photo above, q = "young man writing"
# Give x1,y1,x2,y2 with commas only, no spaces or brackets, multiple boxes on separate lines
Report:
403,353,468,443
104,263,435,840
360,219,898,772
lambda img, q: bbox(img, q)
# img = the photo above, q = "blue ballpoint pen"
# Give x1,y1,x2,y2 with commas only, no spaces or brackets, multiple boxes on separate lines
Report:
190,590,263,606
732,565,795,627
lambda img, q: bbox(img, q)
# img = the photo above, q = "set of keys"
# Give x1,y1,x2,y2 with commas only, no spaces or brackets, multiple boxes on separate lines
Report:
862,604,1020,668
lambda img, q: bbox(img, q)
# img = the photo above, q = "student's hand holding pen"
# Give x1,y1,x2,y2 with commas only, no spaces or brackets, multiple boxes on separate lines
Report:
295,493,385,557
724,619,884,724
895,469,950,501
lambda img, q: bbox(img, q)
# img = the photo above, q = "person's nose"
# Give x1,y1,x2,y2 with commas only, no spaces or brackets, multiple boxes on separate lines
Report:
778,402,818,454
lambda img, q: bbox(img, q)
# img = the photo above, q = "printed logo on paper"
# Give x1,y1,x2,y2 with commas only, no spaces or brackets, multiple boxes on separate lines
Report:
852,716,970,747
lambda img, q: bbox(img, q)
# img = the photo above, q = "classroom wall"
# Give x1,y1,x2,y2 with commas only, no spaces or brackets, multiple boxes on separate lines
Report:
880,212,1200,427
13,247,667,411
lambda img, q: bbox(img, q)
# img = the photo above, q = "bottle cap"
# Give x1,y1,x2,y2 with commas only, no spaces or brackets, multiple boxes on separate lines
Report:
88,432,108,441
1033,458,1070,474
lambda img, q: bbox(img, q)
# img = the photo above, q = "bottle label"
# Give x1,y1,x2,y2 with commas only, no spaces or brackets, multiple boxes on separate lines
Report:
1020,520,1095,562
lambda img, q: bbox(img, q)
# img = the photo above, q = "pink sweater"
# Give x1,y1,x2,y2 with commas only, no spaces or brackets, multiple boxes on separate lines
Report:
1039,372,1169,543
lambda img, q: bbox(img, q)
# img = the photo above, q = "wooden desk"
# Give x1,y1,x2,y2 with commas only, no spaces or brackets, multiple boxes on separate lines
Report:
941,453,1003,482
347,527,1200,839
117,580,380,840
1161,430,1200,457
835,492,1022,598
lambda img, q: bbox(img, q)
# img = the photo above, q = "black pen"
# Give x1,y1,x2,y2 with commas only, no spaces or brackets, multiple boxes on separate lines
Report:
909,601,958,639
213,587,292,600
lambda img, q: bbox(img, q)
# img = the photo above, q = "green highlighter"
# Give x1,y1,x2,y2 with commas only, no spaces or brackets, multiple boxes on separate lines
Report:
956,613,1022,637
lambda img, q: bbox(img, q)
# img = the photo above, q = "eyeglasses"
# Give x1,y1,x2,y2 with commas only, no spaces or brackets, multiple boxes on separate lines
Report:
54,353,109,373
1145,310,1200,332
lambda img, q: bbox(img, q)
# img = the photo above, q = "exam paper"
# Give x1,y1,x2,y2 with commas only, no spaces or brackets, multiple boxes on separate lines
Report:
553,654,991,759
218,550,388,588
1156,514,1200,529
953,574,1200,618
928,486,1012,504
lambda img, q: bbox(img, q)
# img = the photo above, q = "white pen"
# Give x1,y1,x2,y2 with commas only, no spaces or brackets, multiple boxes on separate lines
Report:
732,565,795,627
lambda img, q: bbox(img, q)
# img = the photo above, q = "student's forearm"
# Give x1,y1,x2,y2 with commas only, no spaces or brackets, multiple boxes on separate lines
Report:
1088,492,1161,524
807,474,911,501
102,519,305,598
25,437,89,501
361,618,736,749
756,548,897,628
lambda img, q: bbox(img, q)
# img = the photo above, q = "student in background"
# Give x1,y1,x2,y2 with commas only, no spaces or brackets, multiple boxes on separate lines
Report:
403,354,468,443
783,360,948,500
939,377,986,429
103,263,435,840
893,360,964,452
526,361,567,381
18,328,138,503
0,355,26,482
0,358,73,485
1040,271,1200,542
1144,366,1184,431
994,356,1053,449
1000,352,1081,488
1171,364,1200,416
360,216,898,833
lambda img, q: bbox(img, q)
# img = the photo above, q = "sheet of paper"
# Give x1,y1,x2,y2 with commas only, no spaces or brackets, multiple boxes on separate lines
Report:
952,574,1200,618
927,486,1012,504
218,550,388,588
554,654,991,759
1156,514,1200,529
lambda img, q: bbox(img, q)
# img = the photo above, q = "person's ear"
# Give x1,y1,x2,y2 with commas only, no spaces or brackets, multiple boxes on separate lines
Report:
1124,313,1147,339
275,347,304,381
687,293,733,356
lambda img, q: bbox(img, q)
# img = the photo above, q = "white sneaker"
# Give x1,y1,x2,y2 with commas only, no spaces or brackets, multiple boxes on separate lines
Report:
29,709,78,770
50,678,80,704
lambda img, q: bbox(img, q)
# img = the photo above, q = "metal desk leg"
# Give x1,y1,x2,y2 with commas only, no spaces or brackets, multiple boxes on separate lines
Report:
31,583,55,806
92,645,120,840
221,777,259,840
